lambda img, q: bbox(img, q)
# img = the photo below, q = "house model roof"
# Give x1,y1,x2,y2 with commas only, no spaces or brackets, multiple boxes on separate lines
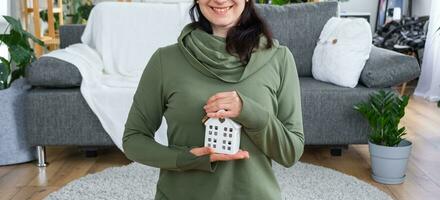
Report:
204,117,242,129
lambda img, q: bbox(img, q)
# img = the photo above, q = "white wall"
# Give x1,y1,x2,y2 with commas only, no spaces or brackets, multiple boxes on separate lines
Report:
0,0,9,30
9,0,21,19
0,0,9,16
412,0,432,17
339,0,379,32
338,0,427,32
0,0,10,60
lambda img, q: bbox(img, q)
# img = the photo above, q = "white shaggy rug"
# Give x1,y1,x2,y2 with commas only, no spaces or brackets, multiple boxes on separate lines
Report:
44,162,392,200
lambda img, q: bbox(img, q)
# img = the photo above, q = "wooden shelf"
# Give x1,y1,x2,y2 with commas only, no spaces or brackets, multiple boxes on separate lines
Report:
21,0,63,57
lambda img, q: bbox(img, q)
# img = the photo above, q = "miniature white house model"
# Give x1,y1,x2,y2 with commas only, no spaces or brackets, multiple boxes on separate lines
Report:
204,117,241,155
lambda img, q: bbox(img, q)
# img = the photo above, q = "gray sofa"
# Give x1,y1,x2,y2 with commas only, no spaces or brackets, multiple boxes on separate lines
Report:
24,2,420,167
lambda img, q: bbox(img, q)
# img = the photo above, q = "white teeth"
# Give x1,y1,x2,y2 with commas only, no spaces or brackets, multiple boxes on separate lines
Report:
212,6,232,15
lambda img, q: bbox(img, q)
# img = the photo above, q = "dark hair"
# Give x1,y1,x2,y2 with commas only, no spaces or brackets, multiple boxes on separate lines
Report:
189,1,273,64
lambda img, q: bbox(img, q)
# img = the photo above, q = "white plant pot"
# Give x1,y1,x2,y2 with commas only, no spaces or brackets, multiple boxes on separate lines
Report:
368,139,412,184
0,78,36,166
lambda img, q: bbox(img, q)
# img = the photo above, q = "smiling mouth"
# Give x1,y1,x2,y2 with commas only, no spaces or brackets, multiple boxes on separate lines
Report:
211,5,233,15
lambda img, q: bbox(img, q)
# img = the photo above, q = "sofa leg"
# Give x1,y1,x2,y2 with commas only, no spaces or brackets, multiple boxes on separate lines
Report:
83,147,98,157
36,145,48,167
85,150,98,157
330,148,342,156
330,145,349,156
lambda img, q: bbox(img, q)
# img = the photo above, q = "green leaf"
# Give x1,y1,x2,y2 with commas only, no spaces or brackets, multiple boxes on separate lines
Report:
0,33,5,45
39,9,61,32
23,31,45,47
10,68,23,83
1,16,41,49
0,57,11,89
0,57,10,66
78,4,93,20
353,89,409,147
2,16,24,36
0,15,44,88
10,29,30,48
271,0,291,5
0,31,20,47
9,45,32,68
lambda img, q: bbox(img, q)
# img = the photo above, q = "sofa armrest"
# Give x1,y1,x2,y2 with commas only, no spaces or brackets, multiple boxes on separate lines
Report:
59,24,86,48
25,57,82,88
360,46,421,88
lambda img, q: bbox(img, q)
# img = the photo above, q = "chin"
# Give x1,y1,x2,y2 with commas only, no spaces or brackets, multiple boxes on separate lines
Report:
211,21,234,27
209,17,237,27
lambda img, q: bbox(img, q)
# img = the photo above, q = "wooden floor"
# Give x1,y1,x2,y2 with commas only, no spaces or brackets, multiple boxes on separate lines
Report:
0,95,439,200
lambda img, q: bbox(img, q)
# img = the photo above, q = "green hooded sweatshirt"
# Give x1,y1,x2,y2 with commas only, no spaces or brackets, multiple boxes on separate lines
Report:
122,22,304,200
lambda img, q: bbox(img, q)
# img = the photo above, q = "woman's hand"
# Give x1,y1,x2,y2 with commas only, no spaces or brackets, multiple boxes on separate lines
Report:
203,91,242,118
199,91,247,162
190,147,250,162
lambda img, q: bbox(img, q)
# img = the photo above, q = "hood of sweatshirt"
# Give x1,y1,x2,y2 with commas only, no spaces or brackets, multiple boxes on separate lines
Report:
177,22,280,83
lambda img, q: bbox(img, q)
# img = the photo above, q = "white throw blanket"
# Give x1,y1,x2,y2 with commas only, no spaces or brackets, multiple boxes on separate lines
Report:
43,1,192,151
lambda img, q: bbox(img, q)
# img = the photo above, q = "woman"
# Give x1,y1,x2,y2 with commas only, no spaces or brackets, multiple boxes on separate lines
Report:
122,0,304,199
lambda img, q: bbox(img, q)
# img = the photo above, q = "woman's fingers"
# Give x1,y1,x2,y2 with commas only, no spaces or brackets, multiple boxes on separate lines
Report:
191,147,250,162
190,147,214,156
204,98,235,113
206,91,236,105
206,110,234,118
204,91,242,118
204,95,241,118
210,150,250,162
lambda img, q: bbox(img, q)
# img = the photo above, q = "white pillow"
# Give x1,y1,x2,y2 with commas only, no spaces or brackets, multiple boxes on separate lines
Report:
312,17,372,88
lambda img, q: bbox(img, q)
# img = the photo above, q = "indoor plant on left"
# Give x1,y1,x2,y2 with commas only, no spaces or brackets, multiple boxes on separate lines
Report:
0,16,44,166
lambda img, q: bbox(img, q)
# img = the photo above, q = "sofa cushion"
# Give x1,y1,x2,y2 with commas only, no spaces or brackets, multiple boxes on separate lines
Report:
255,2,338,77
299,77,392,144
25,56,82,87
360,46,421,88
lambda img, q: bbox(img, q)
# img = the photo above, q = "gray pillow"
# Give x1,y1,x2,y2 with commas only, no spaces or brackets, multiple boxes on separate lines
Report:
360,46,420,88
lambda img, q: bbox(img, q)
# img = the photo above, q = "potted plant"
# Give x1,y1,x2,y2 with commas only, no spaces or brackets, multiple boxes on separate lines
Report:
354,90,411,184
65,0,94,24
0,16,44,166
